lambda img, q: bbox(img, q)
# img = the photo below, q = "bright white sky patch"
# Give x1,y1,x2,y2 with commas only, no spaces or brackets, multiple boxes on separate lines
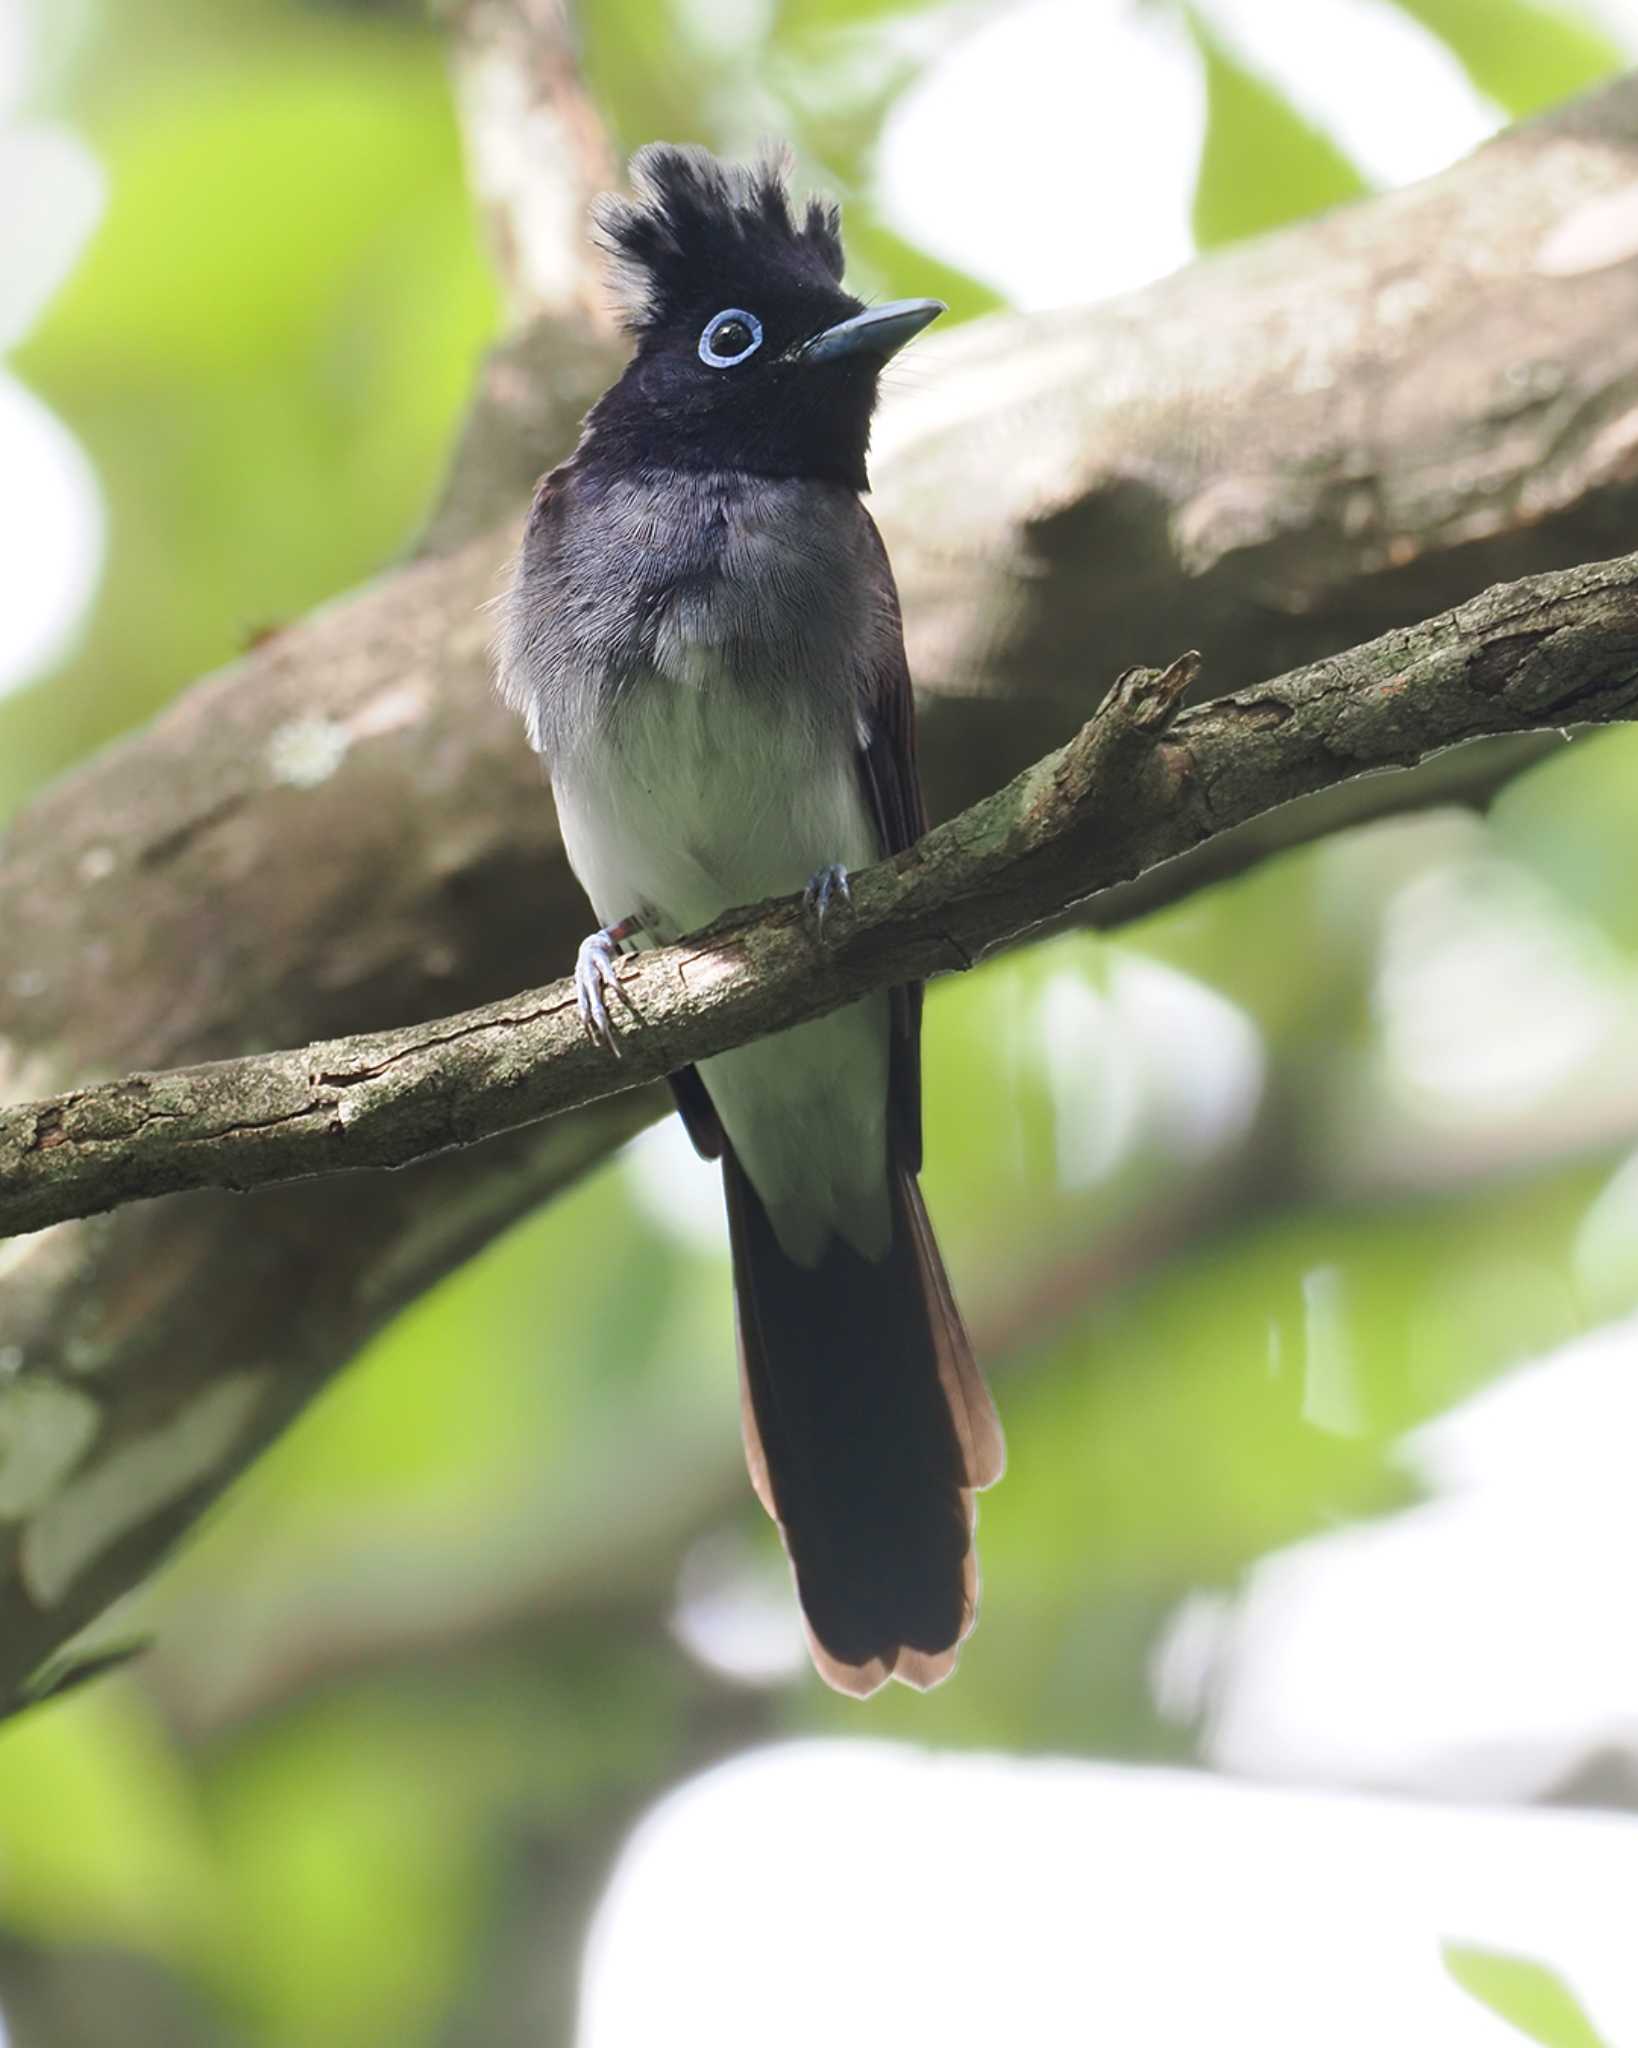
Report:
877,0,1203,308
1373,854,1627,1117
0,0,23,109
624,1112,726,1254
1573,0,1638,50
0,121,102,350
1199,0,1499,185
1036,955,1264,1189
581,1740,1638,2047
876,0,1503,310
670,1524,807,1684
1176,1316,1638,1802
0,371,103,698
0,0,105,699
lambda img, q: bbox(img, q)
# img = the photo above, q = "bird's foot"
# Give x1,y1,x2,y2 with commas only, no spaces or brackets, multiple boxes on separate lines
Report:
802,861,852,941
575,914,642,1054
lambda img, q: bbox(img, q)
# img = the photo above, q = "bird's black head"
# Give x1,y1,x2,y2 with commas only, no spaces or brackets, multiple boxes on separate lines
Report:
582,144,941,493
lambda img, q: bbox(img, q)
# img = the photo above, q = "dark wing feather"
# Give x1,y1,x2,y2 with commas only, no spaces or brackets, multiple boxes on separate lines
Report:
853,507,927,1172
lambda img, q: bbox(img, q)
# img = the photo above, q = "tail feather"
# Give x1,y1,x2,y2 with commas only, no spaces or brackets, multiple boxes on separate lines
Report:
723,1150,1002,1697
899,1169,1005,1493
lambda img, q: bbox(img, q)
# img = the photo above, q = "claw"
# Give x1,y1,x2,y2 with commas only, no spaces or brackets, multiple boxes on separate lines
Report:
575,927,628,1055
803,862,852,940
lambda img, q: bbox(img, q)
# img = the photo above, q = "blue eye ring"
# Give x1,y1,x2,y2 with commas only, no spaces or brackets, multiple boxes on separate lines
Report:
699,308,763,368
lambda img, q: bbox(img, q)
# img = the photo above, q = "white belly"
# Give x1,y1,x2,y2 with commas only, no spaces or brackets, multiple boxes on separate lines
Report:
552,676,891,1265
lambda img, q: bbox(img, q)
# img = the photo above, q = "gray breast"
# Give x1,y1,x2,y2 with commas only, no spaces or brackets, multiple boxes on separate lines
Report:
498,467,885,770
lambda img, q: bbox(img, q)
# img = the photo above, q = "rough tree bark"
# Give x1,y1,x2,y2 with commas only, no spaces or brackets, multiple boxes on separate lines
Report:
6,71,1638,1699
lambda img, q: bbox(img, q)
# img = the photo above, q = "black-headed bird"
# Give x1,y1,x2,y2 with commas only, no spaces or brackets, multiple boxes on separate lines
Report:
498,145,1003,1695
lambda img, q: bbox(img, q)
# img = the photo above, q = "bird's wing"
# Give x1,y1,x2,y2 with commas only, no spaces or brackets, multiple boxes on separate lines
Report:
497,464,573,752
853,506,926,1172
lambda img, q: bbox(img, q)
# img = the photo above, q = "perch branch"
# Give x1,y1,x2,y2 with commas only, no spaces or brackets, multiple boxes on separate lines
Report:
7,547,1638,1239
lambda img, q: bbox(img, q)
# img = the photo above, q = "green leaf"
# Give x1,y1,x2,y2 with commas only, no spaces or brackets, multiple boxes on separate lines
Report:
1186,6,1371,249
1388,0,1624,119
1443,1943,1611,2048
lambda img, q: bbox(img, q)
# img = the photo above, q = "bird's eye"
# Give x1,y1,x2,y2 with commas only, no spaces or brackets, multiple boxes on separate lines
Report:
698,309,763,369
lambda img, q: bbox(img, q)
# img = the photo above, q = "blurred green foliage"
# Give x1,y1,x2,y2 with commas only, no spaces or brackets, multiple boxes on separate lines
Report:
4,0,1638,2042
1444,1943,1613,2048
1186,6,1369,247
2,2,498,814
1393,0,1625,116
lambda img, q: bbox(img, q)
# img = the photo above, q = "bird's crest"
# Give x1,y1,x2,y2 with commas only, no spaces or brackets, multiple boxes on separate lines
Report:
594,144,846,336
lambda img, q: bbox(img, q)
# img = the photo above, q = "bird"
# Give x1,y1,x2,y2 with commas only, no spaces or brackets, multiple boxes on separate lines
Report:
497,144,1003,1696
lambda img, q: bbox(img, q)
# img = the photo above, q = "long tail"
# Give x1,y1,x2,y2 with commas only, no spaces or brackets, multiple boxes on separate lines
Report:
723,1151,1005,1697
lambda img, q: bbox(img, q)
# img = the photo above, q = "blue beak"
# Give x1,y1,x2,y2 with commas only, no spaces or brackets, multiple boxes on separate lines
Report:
799,298,945,365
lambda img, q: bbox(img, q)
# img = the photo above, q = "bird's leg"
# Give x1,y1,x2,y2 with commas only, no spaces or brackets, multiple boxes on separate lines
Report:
575,912,644,1054
802,862,852,940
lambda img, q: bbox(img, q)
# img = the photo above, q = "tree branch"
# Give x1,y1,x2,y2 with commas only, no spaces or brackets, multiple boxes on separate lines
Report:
8,546,1637,1239
442,0,619,330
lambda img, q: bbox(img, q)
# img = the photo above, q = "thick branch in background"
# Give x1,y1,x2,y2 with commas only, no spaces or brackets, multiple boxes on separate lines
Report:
6,77,1638,1696
442,0,619,332
8,546,1638,1239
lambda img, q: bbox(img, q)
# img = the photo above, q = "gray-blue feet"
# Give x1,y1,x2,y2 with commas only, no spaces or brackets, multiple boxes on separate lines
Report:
575,913,642,1054
802,862,853,939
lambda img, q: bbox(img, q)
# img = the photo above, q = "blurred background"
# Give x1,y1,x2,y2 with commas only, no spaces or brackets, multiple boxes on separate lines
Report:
7,0,1638,2043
